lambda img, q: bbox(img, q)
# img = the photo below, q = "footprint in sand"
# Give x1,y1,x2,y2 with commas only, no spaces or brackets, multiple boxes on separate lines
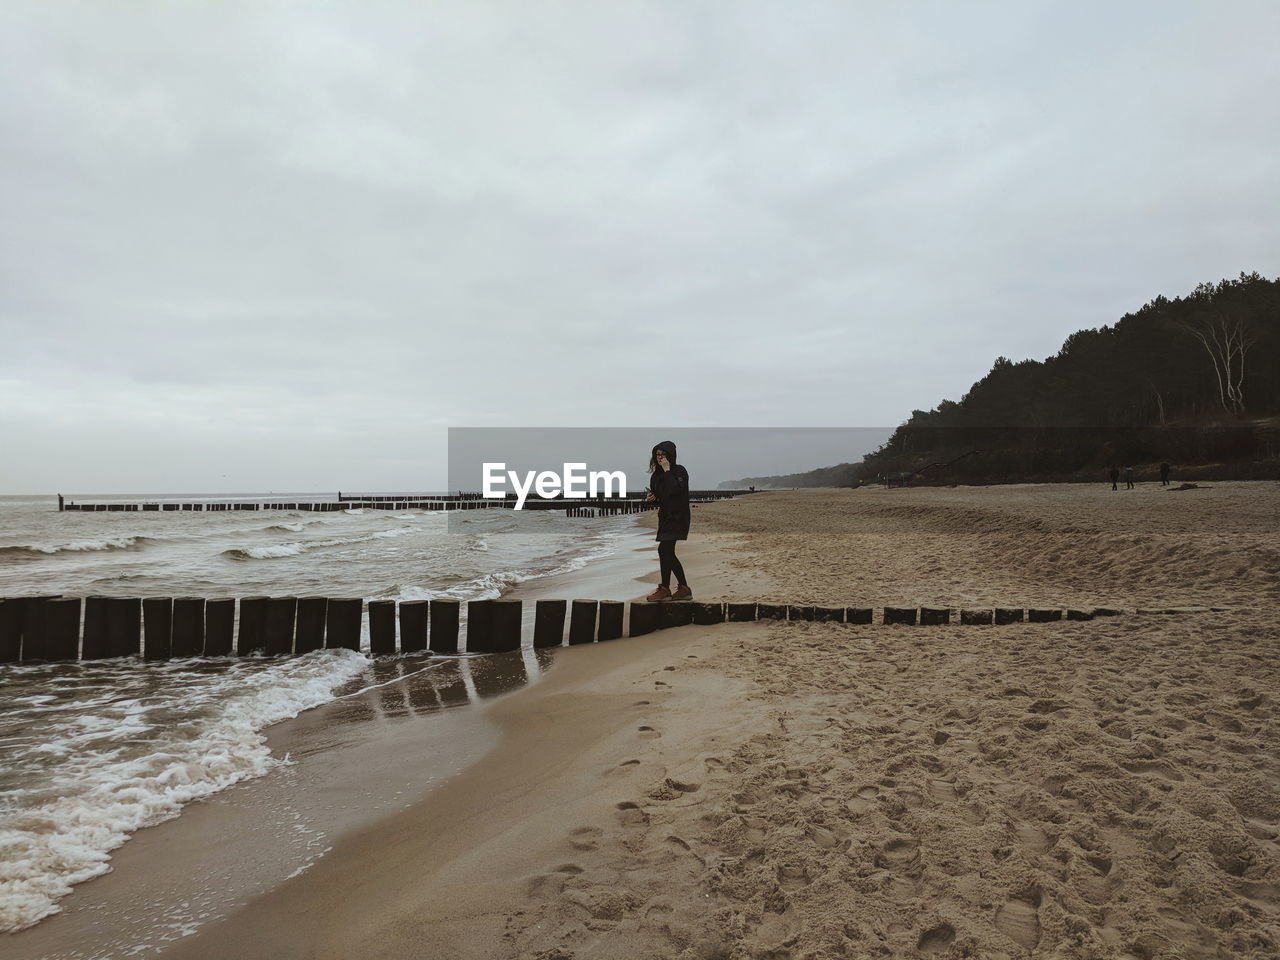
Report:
568,826,602,851
615,801,649,827
806,824,842,849
637,725,661,739
524,875,565,900
994,891,1042,949
928,779,959,802
875,836,921,871
1014,823,1051,855
917,924,955,954
648,777,700,801
1239,881,1280,915
776,863,810,890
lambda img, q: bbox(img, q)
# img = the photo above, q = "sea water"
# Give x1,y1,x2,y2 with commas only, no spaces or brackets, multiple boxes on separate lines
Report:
0,495,633,931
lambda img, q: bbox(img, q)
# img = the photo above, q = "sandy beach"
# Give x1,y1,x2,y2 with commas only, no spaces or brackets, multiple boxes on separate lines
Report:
13,482,1280,959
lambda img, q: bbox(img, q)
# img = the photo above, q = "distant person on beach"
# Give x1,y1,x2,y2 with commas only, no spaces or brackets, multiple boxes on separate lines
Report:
1160,461,1170,485
645,440,692,601
1109,466,1120,491
1125,465,1135,490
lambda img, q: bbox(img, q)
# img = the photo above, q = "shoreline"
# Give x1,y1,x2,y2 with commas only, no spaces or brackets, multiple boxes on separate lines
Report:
4,513,721,959
150,516,763,959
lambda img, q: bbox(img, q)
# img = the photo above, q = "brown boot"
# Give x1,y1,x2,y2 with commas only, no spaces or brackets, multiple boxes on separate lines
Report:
646,585,672,602
671,584,693,601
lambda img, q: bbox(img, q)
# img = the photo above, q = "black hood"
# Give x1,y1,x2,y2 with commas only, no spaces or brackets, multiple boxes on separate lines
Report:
653,440,678,465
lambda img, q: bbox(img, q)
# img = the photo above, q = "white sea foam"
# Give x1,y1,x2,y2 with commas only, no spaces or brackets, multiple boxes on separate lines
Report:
0,649,369,932
223,527,412,560
389,525,627,603
0,536,151,557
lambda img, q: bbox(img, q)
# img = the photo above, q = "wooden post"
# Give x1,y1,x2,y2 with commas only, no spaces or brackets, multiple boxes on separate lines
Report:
430,599,459,654
660,603,693,629
692,602,725,625
399,600,429,653
994,608,1024,625
726,602,757,622
18,597,49,661
108,597,141,657
757,603,787,620
1028,608,1062,623
491,599,522,652
237,596,268,655
960,609,993,625
205,599,235,655
568,600,597,646
143,597,173,660
265,597,297,655
21,597,57,661
533,599,566,648
82,596,111,659
845,607,873,624
45,598,80,661
295,597,327,654
597,600,624,641
171,598,206,658
629,601,660,637
325,598,362,652
920,607,950,626
369,601,396,655
884,607,917,625
465,599,493,654
0,599,24,662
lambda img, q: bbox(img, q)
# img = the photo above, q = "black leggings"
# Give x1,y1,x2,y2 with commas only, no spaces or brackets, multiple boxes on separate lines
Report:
657,540,686,587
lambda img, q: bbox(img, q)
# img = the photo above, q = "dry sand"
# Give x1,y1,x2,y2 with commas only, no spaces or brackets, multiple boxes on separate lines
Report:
155,482,1278,959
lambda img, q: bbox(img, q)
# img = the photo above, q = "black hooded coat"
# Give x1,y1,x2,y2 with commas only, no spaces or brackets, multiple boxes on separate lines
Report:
649,440,690,541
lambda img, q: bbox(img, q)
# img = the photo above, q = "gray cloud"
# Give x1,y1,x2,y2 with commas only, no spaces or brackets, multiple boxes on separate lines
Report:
2,1,1277,492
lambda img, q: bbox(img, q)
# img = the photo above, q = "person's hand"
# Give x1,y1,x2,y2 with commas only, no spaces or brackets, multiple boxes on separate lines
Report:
645,492,656,502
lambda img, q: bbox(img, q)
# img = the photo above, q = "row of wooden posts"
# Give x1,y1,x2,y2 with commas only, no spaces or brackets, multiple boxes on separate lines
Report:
0,595,1138,664
58,491,749,513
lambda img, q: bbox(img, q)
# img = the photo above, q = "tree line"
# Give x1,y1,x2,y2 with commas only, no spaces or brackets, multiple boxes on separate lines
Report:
724,273,1279,487
860,271,1279,482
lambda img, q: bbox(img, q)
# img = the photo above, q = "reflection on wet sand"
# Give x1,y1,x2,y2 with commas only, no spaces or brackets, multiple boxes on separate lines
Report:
278,647,555,757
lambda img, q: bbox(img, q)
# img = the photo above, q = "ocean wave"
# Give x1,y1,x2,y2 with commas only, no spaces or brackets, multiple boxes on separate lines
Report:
221,527,413,561
385,530,626,604
0,536,155,557
0,649,370,933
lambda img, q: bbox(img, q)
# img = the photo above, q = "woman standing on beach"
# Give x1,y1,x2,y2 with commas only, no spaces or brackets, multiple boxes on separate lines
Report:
645,440,692,601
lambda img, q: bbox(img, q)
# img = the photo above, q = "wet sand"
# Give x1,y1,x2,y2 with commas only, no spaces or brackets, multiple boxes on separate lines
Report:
13,484,1280,958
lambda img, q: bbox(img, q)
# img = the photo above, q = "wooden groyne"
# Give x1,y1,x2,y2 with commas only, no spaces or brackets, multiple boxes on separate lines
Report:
56,490,749,512
0,595,1219,664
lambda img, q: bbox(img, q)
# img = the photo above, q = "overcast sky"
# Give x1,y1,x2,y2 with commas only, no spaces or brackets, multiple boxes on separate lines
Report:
2,1,1277,493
